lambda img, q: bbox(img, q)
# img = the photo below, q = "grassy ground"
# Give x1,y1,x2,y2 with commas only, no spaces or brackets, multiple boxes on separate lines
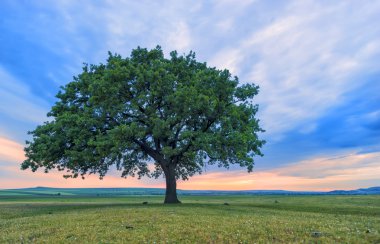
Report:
0,195,379,243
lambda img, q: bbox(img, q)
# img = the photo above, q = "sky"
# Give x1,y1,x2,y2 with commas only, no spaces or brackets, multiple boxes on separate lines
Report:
0,0,380,191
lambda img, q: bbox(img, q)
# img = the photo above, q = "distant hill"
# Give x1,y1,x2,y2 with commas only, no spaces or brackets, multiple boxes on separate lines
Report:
0,186,379,197
328,186,380,195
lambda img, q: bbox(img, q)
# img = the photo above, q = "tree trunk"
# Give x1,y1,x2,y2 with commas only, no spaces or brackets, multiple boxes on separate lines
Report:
163,165,181,204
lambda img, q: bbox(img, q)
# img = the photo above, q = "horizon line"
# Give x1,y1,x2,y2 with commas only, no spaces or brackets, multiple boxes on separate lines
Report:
2,186,379,192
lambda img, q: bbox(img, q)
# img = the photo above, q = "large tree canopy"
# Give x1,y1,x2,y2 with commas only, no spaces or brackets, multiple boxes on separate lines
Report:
22,46,265,203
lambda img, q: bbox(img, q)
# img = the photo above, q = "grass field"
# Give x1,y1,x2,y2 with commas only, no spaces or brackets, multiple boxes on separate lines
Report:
0,195,379,243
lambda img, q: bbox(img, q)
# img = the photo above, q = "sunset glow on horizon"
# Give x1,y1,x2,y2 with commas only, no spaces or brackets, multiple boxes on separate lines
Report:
1,136,379,191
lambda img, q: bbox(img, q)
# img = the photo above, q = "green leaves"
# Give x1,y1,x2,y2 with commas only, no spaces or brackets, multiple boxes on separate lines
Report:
23,46,265,181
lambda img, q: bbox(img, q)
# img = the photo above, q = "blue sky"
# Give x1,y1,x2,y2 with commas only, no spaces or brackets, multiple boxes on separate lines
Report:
0,0,379,190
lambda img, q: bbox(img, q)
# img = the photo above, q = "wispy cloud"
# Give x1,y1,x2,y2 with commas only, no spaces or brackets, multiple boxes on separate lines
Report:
0,136,25,163
273,152,380,179
0,66,48,124
207,1,380,139
28,0,199,61
179,151,380,191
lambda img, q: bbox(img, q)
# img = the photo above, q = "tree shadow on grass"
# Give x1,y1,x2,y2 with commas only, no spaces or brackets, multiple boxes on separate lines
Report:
1,199,379,221
0,202,159,220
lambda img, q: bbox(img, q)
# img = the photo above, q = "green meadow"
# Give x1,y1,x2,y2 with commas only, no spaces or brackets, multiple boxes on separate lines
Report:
0,194,379,243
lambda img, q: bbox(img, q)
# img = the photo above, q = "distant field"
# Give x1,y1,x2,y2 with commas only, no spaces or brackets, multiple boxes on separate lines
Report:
0,194,379,243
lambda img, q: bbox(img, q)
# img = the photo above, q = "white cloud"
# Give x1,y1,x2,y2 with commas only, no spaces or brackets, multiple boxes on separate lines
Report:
208,48,242,74
165,21,192,53
207,0,380,139
213,0,256,11
0,66,48,124
37,1,199,61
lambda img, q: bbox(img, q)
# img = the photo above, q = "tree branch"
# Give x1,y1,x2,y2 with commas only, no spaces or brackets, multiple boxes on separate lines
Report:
121,112,148,126
173,118,216,164
132,138,165,164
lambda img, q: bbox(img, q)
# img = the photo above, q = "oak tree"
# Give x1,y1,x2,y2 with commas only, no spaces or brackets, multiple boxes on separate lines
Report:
22,46,265,203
